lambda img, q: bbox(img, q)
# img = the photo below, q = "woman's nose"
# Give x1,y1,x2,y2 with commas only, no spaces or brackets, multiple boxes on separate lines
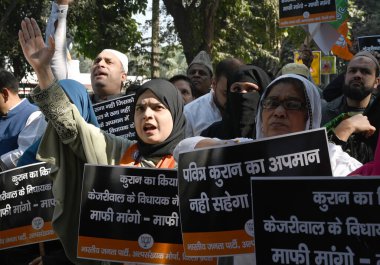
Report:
143,107,153,119
272,104,286,116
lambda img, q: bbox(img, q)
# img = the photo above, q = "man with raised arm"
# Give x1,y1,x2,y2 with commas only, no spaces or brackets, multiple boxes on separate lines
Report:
45,0,129,104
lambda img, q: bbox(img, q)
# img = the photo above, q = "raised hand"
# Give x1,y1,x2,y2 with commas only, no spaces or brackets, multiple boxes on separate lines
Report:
19,17,54,72
18,17,55,89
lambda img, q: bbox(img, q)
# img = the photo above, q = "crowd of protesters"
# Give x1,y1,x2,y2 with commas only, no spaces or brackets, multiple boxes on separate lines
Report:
1,1,380,265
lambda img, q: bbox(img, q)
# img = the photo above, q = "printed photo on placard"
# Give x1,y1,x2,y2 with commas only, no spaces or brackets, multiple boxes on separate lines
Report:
321,55,337,75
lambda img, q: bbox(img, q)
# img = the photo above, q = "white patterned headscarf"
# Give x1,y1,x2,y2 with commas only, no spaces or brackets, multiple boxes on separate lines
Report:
255,74,322,139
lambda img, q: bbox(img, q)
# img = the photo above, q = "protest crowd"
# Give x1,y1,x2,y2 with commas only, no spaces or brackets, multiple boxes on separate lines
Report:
1,1,380,265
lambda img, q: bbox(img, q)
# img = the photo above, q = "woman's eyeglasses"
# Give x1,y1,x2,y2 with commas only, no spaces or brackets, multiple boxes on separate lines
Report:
261,98,306,111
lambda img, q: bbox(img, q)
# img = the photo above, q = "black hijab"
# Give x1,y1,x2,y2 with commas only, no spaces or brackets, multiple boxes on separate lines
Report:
135,79,186,158
201,65,271,139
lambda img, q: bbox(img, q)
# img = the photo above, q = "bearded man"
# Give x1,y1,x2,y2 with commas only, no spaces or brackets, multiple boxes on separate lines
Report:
322,51,380,163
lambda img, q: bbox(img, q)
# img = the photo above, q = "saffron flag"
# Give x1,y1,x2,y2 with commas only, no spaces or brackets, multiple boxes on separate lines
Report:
329,0,353,60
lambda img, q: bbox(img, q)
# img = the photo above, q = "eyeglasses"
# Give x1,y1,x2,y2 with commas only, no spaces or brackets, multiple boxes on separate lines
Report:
261,98,306,111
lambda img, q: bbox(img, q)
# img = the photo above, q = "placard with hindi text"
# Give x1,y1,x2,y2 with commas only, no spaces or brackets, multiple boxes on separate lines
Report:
251,176,380,265
0,162,57,249
93,94,136,140
178,128,332,257
78,164,215,264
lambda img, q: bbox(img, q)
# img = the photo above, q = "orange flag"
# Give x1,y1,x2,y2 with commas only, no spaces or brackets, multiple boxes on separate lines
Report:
331,21,353,61
330,0,353,60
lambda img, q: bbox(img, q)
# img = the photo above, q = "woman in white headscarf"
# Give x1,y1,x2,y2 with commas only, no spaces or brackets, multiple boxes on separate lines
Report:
174,74,362,176
174,74,362,265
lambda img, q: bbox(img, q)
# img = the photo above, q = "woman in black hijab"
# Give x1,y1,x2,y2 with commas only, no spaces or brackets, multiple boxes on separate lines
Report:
201,65,271,139
29,78,186,263
120,79,186,167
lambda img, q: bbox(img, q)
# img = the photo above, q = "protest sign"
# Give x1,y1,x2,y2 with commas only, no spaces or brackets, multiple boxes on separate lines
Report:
357,35,380,53
93,94,136,140
321,55,337,75
279,0,337,28
178,128,332,257
250,176,380,265
0,162,57,249
78,164,215,264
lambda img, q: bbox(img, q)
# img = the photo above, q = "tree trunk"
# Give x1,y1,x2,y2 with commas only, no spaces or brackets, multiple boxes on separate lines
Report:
202,0,219,54
151,0,160,78
162,0,219,64
96,0,106,47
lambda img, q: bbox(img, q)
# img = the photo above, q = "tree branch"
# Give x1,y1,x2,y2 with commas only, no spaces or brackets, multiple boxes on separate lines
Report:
0,0,19,34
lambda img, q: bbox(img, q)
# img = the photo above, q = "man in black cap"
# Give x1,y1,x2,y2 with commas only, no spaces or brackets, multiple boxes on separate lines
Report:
322,51,380,163
186,50,213,98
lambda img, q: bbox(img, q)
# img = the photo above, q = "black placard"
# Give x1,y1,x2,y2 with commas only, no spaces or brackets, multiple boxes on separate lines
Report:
358,35,380,53
78,164,216,264
0,163,56,249
178,128,332,257
93,94,136,139
251,176,380,265
279,0,337,27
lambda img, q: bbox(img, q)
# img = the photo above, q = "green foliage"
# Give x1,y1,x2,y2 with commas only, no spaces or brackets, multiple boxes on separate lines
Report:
0,0,50,79
0,1,147,80
68,0,148,59
162,0,378,77
127,1,188,79
349,0,380,41
159,45,188,78
213,0,287,74
1,0,376,82
162,0,308,76
128,43,187,79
